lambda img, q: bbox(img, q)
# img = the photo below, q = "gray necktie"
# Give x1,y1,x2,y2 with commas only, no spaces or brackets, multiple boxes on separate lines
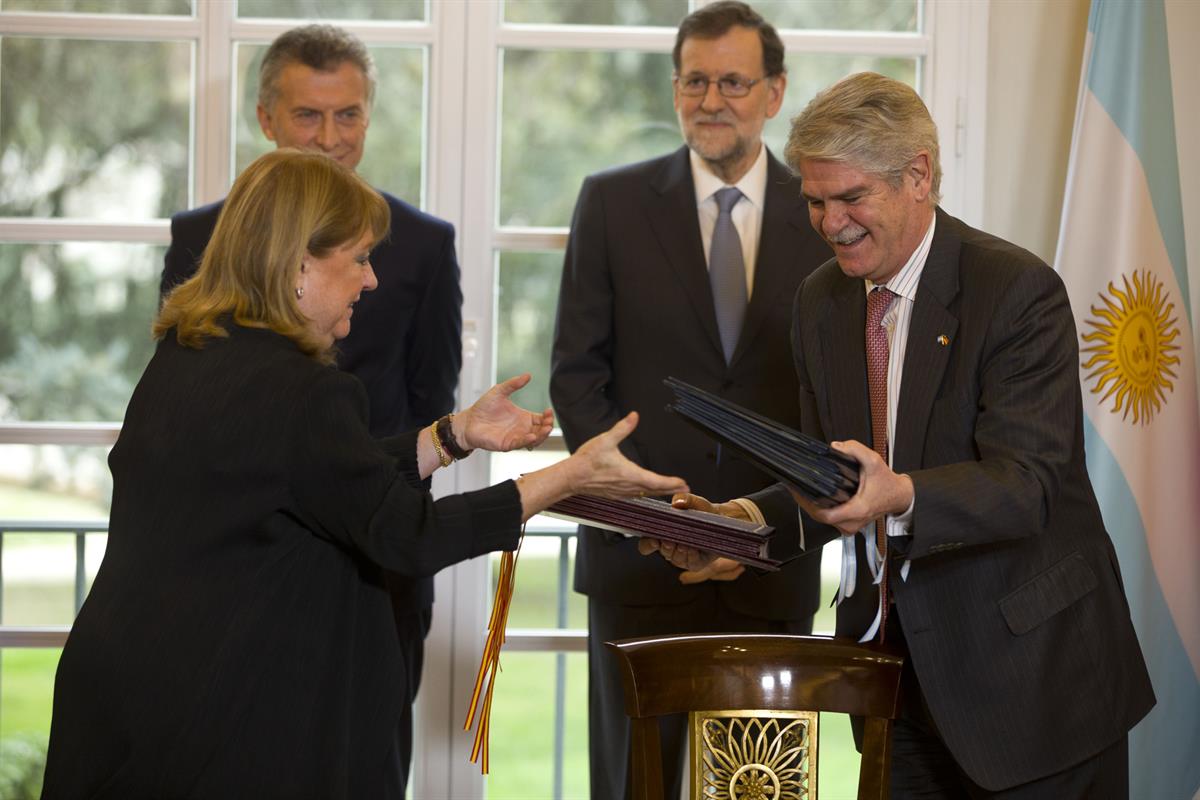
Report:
709,186,747,364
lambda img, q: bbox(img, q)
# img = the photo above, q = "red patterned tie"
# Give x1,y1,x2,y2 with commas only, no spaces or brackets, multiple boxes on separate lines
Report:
866,286,894,641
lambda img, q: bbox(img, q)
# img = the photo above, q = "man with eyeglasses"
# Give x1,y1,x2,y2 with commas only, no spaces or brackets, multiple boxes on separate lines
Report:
550,3,831,797
158,24,461,798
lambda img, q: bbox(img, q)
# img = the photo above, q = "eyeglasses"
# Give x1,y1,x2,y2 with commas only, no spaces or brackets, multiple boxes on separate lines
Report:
674,73,765,98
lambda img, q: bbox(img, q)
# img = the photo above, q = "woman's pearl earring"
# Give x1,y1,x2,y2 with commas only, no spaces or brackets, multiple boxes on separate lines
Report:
295,286,305,299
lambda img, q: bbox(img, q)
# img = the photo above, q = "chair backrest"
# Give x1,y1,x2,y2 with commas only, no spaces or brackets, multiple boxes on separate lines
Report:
605,633,904,800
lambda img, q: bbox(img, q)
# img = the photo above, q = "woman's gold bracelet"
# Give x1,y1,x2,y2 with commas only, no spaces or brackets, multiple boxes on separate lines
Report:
429,422,453,468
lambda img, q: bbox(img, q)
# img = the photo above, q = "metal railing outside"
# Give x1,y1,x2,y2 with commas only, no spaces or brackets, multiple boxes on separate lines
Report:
503,525,585,800
0,520,108,648
0,518,584,798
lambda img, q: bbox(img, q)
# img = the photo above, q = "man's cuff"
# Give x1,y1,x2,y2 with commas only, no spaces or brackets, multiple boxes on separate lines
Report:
729,497,807,551
728,497,765,526
887,494,915,537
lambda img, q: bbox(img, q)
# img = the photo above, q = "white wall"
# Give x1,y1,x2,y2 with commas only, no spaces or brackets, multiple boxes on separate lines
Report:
982,0,1090,263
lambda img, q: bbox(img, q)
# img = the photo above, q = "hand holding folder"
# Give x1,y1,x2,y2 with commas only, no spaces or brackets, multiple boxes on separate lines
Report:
664,377,860,507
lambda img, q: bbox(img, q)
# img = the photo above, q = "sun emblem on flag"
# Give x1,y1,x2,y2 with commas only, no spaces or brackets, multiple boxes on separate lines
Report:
1080,269,1181,424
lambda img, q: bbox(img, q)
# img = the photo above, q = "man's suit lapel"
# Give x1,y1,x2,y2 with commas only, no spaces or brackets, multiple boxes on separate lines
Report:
647,147,724,359
894,209,961,474
733,152,809,365
821,276,872,445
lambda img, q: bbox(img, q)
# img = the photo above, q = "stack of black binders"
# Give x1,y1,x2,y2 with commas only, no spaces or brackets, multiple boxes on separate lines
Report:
544,494,796,571
664,377,860,507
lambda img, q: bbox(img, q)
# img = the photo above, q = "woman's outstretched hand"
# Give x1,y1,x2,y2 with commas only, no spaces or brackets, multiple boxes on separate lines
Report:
566,412,689,499
514,411,689,522
454,374,555,453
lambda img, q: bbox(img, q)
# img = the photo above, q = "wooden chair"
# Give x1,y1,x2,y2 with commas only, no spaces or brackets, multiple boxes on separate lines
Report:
605,633,904,800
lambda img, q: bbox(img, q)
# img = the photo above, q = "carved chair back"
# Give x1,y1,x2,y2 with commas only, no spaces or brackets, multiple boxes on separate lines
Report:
605,633,904,800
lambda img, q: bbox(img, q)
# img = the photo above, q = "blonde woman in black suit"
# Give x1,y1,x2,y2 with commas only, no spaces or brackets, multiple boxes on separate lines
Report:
41,148,685,800
161,28,466,793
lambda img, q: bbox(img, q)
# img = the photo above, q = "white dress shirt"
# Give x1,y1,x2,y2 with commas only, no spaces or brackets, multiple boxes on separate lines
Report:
690,144,768,297
732,213,938,641
846,213,936,641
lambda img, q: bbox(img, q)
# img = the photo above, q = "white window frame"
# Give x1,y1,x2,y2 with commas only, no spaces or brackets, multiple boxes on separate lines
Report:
0,2,988,797
433,3,989,797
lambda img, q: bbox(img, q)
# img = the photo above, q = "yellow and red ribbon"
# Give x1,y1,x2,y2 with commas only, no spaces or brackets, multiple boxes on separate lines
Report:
463,530,524,773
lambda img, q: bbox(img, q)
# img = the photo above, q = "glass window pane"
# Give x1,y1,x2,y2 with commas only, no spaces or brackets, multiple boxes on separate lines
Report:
756,0,918,33
495,250,560,415
0,443,112,518
762,54,918,157
237,0,424,21
0,243,163,423
819,713,863,798
0,0,189,11
234,43,425,206
504,0,686,26
485,651,589,799
813,542,840,635
487,443,566,563
498,49,677,228
0,38,191,219
489,531,583,630
498,51,917,229
1,527,107,626
0,647,60,798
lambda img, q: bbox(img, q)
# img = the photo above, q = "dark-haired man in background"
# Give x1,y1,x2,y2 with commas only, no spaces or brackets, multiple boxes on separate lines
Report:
549,3,831,797
160,24,461,796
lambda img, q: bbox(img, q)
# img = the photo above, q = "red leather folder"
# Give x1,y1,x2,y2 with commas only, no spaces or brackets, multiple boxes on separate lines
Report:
544,494,799,571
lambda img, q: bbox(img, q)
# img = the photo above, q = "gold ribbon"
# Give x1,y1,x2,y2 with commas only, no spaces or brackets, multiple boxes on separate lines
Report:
463,528,525,773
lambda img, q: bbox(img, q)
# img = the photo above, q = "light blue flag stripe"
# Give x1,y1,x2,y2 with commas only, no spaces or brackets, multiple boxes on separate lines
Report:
1084,418,1200,799
1079,2,1200,796
1086,0,1190,323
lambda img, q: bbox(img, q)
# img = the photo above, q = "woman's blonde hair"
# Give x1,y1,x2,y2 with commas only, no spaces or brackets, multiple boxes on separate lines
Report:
154,148,390,362
785,71,942,203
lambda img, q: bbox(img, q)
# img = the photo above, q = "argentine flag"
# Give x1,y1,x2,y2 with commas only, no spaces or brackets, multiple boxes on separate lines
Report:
1054,0,1200,796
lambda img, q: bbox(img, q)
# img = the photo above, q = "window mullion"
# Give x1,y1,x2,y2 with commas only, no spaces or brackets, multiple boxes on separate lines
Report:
414,3,490,797
227,19,435,45
494,24,927,58
926,0,989,225
0,219,169,243
495,23,675,51
0,11,199,39
195,0,234,206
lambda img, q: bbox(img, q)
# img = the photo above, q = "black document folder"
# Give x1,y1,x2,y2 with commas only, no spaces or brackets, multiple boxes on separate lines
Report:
664,377,860,507
543,494,798,571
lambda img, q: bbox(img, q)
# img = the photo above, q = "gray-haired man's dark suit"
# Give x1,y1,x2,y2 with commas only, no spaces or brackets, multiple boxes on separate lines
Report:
751,208,1154,793
550,145,832,800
